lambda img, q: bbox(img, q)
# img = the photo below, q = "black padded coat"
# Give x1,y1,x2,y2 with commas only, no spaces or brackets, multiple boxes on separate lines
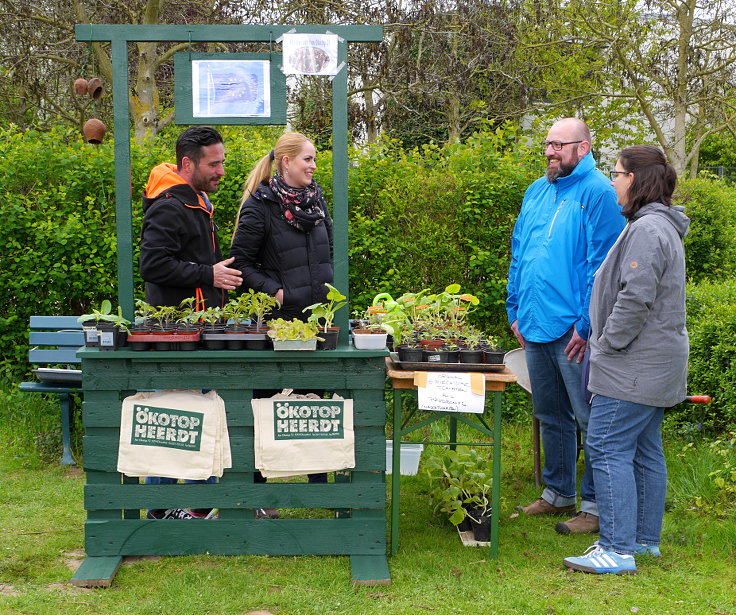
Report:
230,181,333,321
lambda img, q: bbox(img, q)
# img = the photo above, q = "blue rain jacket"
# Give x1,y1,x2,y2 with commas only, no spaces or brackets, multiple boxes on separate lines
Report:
506,152,624,343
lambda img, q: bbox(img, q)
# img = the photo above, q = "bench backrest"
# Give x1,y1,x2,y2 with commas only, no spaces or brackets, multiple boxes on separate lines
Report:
28,316,84,365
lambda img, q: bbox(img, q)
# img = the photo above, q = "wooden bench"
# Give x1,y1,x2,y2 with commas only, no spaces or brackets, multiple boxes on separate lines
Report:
19,316,84,465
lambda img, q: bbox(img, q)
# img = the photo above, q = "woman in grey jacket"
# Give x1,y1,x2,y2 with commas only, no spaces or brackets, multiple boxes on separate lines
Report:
564,145,689,575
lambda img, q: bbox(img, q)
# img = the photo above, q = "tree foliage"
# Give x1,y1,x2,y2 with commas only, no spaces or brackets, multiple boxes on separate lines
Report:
519,0,736,175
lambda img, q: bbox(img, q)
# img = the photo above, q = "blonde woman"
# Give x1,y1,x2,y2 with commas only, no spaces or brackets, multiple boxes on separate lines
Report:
230,132,333,321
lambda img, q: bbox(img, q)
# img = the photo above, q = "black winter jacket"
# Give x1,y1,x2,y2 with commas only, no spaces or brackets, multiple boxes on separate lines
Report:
230,182,333,321
139,163,226,308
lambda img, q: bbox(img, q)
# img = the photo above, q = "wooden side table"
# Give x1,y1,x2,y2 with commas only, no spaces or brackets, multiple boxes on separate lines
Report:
385,357,516,558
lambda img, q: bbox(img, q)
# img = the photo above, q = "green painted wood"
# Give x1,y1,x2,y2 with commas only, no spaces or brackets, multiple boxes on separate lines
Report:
350,555,391,585
85,470,125,520
77,347,388,361
83,426,386,472
174,52,286,125
75,24,383,43
82,392,386,427
80,370,386,393
111,38,134,321
85,482,385,510
332,40,350,345
84,518,386,556
70,555,123,588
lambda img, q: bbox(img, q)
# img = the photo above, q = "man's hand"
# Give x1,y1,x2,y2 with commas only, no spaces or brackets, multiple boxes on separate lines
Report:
275,289,284,305
511,320,526,349
565,325,587,363
212,257,243,290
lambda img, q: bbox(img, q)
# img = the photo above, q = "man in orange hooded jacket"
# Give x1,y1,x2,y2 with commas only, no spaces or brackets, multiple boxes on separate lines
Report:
140,126,242,310
139,126,242,520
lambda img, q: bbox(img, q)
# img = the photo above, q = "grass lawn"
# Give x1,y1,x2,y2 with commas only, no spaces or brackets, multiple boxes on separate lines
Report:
0,393,734,614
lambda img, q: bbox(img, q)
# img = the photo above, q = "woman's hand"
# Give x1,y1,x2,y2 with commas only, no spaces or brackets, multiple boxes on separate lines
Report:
275,289,284,305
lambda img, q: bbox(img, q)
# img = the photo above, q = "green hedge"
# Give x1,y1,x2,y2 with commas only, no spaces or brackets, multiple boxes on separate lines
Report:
0,125,278,380
676,177,736,284
347,127,542,333
3,125,736,432
667,279,736,433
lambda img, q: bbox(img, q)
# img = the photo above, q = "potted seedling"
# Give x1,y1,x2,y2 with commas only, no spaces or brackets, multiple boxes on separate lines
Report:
200,305,227,350
78,300,131,350
245,289,281,332
173,297,201,351
267,318,322,351
304,283,347,350
424,448,493,544
459,328,485,364
244,290,280,349
352,305,390,350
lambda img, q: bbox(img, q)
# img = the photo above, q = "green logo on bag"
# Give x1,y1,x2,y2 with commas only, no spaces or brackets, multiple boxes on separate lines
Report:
131,404,203,451
273,400,344,440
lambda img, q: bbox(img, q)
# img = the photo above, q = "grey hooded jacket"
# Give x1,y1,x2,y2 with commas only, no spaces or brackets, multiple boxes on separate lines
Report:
587,202,690,407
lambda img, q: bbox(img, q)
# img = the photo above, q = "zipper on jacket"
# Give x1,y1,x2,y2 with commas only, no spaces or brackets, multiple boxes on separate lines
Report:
548,199,564,238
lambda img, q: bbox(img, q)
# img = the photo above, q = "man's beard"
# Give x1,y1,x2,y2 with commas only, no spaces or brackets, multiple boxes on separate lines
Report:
545,153,579,182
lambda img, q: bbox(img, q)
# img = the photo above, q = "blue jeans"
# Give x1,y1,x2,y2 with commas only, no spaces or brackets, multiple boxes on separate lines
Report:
525,328,596,513
587,395,666,555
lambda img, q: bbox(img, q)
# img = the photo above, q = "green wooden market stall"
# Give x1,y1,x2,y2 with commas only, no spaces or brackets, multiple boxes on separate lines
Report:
71,24,389,588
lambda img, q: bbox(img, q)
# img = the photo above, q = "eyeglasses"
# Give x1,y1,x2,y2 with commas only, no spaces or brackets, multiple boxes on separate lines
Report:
609,170,632,180
541,140,583,151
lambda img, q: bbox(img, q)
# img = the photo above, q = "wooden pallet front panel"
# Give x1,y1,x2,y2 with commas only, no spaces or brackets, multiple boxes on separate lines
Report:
80,353,388,558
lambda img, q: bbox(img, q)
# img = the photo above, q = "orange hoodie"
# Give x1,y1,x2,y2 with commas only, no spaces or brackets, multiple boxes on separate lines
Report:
143,163,212,214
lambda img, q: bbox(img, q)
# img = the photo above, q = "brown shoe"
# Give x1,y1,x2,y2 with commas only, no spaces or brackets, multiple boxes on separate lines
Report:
515,497,576,516
555,511,600,534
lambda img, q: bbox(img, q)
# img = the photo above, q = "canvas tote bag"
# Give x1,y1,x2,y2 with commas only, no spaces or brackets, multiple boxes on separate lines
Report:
252,393,354,478
117,389,231,480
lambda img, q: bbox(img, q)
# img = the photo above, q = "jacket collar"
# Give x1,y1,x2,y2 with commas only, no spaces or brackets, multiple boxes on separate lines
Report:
550,151,596,188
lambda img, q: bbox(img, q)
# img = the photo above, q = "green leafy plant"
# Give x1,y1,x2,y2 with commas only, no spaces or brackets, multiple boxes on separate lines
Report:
424,448,493,526
245,289,281,330
266,318,323,342
175,297,201,326
199,306,225,329
77,300,131,332
304,283,347,333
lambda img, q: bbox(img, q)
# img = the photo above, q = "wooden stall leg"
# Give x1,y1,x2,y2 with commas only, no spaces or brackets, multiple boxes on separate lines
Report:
70,555,123,588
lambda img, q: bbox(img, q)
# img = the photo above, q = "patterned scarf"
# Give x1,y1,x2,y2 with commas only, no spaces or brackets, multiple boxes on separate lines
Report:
269,172,327,233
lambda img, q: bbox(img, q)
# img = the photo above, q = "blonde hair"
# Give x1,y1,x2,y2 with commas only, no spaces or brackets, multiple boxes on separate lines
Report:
232,132,313,238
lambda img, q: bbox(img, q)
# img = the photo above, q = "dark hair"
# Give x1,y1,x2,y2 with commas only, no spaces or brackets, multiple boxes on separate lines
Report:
175,126,223,168
618,145,677,219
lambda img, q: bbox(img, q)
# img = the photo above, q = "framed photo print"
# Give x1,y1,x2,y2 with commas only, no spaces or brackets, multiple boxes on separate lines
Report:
174,53,286,125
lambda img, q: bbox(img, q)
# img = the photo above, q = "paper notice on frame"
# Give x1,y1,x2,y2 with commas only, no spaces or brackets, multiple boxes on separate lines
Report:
415,372,486,413
282,33,339,75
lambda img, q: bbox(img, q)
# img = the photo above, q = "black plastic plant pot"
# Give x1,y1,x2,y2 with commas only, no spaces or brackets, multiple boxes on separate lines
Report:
444,349,459,363
459,349,484,364
457,514,474,533
128,325,151,351
397,345,424,362
317,328,339,350
472,513,492,543
81,319,99,347
176,325,200,351
422,349,449,363
201,329,227,350
97,322,120,351
483,349,505,365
